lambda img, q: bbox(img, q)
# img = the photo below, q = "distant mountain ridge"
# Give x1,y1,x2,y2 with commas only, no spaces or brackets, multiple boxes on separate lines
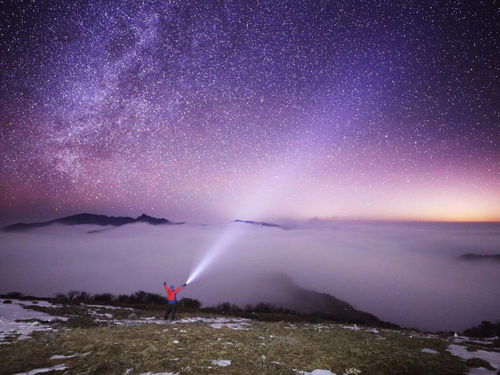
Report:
459,253,500,263
3,214,285,232
3,213,183,232
233,219,284,229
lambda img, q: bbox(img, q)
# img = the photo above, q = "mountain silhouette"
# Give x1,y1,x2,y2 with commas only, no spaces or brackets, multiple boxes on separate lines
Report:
233,219,284,229
459,253,500,263
4,213,183,232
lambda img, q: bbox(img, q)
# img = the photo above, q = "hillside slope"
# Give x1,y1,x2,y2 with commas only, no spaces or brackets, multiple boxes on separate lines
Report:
1,298,499,374
252,273,396,328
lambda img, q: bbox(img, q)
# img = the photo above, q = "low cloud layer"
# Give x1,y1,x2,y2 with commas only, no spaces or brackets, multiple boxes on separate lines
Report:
1,220,499,331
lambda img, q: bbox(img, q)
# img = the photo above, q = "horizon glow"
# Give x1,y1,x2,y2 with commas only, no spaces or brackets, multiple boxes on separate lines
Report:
0,1,499,223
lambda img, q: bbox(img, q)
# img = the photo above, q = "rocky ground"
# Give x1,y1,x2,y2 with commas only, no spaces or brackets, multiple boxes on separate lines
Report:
1,298,499,375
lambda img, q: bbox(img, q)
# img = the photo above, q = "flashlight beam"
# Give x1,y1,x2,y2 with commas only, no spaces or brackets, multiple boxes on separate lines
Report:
186,222,246,284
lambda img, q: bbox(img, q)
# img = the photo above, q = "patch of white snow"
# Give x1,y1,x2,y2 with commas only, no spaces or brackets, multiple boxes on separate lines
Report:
447,344,500,371
341,324,360,331
50,354,77,360
211,359,231,367
0,299,68,344
12,364,67,374
467,367,497,375
421,348,439,354
294,370,336,375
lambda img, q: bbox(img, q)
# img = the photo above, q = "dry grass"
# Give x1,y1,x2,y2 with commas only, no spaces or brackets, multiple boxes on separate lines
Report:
0,305,469,375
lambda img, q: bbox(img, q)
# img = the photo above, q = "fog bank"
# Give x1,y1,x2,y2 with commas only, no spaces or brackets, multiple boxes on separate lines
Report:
1,220,499,331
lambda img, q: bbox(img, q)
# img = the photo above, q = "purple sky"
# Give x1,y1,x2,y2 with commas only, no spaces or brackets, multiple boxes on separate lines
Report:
1,0,499,223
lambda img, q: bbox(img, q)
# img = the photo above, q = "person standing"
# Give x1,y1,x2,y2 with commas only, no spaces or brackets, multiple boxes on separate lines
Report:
163,281,187,321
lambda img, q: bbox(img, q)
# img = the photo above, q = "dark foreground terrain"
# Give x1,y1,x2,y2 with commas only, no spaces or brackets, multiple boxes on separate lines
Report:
1,297,500,375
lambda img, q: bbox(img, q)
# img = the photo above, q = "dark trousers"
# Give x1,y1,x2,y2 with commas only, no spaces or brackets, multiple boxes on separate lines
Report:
165,303,177,321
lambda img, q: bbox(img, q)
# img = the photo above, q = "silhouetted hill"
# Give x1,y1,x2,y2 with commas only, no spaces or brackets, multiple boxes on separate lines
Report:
3,213,183,232
255,273,398,328
459,253,500,263
233,219,284,229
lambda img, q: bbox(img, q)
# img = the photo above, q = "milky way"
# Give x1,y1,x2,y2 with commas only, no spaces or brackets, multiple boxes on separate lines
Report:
0,0,499,222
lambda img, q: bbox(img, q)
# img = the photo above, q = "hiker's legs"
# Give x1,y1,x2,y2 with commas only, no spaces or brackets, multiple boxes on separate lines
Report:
164,304,172,320
171,304,177,320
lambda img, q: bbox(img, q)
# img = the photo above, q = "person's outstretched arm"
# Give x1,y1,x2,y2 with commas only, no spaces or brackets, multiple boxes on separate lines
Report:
175,283,187,293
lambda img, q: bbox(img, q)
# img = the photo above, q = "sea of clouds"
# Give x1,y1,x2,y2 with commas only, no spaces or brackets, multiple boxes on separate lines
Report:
1,219,499,331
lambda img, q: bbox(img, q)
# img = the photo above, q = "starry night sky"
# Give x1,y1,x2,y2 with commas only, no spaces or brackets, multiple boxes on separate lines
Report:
0,0,499,223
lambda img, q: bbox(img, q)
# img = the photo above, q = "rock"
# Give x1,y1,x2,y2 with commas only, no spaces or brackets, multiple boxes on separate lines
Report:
3,300,12,304
127,313,138,320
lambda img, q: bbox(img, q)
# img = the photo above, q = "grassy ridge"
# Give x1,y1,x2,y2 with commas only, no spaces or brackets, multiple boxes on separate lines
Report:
0,301,470,375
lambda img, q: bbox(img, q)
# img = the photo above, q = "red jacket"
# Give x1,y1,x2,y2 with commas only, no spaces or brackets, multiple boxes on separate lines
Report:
164,285,184,304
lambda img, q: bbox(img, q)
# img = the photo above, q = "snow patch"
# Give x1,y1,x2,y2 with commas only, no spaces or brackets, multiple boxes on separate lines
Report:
82,303,133,310
454,335,499,345
174,316,250,330
0,299,68,344
210,322,248,330
12,364,67,374
50,354,77,360
341,324,360,331
421,348,439,354
447,344,500,370
88,310,113,319
113,317,166,326
315,324,333,331
211,359,231,367
295,370,336,375
467,367,497,375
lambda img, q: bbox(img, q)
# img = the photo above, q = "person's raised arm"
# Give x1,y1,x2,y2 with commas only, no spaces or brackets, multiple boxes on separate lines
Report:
175,283,187,293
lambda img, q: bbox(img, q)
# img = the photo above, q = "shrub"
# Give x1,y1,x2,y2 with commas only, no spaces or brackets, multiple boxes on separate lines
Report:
179,297,202,309
117,294,130,303
5,291,23,298
64,290,91,302
212,302,243,313
463,320,500,338
92,293,115,303
254,303,276,313
53,293,69,303
128,291,164,305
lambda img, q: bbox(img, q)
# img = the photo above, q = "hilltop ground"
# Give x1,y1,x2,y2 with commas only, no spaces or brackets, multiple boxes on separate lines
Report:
1,297,499,375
